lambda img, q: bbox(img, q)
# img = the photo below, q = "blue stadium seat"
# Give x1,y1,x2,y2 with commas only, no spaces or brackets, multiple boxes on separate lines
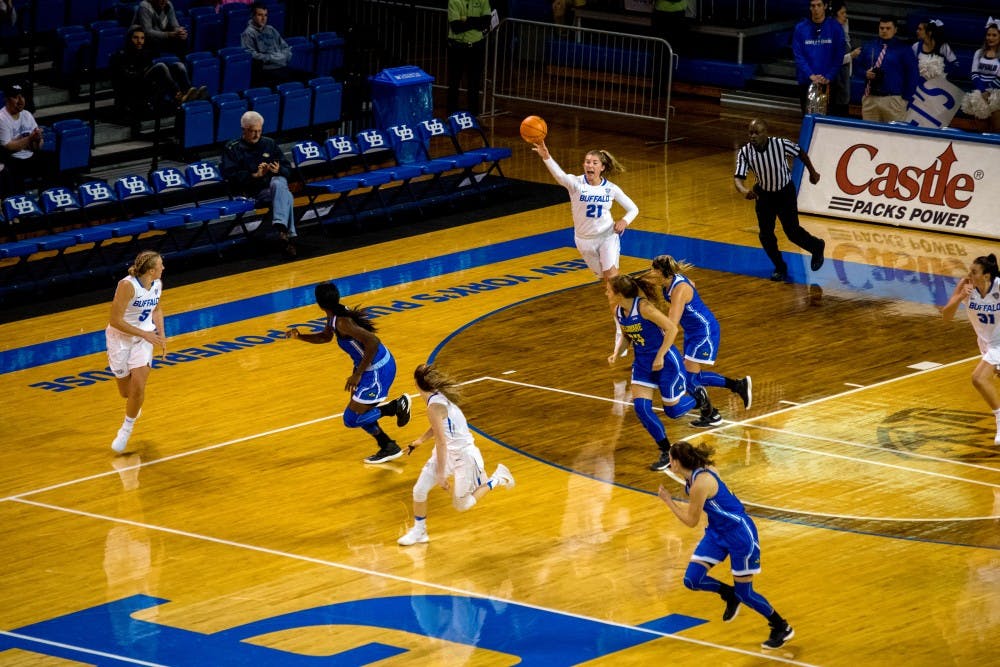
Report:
186,51,221,97
222,2,251,47
308,76,342,129
149,166,223,252
296,136,392,224
67,0,109,25
286,36,315,77
311,31,345,76
417,118,485,197
91,21,126,72
355,128,425,214
276,82,312,133
262,0,285,35
113,174,176,251
53,26,92,85
18,0,64,34
384,123,462,201
448,111,512,181
189,6,224,53
52,119,92,173
219,46,252,94
178,99,216,152
243,86,280,134
184,161,257,249
211,92,248,143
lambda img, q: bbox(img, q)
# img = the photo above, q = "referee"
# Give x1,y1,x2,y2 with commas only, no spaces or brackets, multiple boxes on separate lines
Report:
734,118,826,281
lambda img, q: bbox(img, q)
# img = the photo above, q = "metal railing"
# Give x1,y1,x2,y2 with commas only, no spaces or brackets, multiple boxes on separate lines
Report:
487,18,674,142
333,1,675,141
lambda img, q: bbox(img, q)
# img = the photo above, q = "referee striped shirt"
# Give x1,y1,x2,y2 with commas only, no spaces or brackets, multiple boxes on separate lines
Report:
734,137,800,192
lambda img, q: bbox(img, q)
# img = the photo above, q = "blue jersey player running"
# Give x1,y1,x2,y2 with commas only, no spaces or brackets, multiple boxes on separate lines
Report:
643,255,751,430
607,274,696,471
285,281,411,464
658,440,794,650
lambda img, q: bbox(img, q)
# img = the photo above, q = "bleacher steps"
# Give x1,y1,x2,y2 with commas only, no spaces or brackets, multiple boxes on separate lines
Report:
720,90,800,117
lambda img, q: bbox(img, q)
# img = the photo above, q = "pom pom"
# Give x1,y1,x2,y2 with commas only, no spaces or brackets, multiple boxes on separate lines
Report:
987,89,1000,113
961,90,990,119
918,54,944,81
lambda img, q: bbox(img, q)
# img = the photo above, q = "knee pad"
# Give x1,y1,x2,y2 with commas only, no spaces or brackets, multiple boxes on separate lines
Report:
683,561,707,591
452,493,478,513
412,467,436,503
633,398,666,440
662,400,689,419
343,408,375,429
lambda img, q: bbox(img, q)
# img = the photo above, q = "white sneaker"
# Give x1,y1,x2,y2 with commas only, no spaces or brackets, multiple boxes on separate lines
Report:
111,426,132,453
491,463,515,489
398,525,429,546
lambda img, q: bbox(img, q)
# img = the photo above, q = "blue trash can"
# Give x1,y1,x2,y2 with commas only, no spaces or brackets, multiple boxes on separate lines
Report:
370,66,434,162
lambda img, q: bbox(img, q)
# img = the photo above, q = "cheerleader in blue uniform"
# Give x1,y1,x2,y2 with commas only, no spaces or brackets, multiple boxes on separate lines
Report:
658,440,794,650
643,255,752,427
607,274,696,471
286,281,411,464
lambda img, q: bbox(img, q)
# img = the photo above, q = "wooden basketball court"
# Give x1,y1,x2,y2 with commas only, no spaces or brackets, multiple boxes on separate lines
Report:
1,108,997,666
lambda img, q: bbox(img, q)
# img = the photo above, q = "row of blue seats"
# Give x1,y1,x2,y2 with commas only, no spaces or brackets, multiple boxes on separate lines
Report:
287,112,513,226
15,0,286,40
0,161,258,284
178,76,342,151
52,23,342,91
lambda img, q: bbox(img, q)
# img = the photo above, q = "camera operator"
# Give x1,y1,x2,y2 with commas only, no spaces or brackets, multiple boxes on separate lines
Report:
861,16,919,122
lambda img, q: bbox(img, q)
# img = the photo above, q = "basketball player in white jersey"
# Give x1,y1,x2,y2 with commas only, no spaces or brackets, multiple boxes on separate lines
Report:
397,363,514,546
941,253,1000,445
532,139,639,358
106,251,167,453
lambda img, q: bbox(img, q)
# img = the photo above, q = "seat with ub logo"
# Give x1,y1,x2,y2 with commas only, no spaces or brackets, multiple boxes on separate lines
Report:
58,180,121,273
184,161,257,250
448,111,512,183
385,123,462,201
313,135,394,224
111,174,170,249
148,166,221,253
355,128,425,214
0,194,68,285
417,117,486,196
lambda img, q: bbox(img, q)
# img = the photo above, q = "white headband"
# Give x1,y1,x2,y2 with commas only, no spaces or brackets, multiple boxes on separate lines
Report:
987,16,999,29
928,19,943,27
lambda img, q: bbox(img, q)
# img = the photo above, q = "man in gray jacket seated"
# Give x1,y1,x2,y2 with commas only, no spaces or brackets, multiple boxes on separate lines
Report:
241,2,293,87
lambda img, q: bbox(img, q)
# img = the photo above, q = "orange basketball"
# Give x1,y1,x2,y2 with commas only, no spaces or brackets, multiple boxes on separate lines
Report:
519,115,547,144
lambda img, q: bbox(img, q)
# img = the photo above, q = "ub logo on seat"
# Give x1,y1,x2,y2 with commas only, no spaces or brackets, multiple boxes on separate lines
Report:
119,176,150,197
44,189,77,209
156,169,187,190
328,136,355,155
453,113,475,130
189,162,219,183
422,119,447,136
356,132,383,148
8,196,38,216
390,125,415,141
299,142,323,159
80,182,113,201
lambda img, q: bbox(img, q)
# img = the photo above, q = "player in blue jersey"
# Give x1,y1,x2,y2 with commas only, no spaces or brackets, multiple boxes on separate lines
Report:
658,440,794,650
107,250,168,453
285,281,411,463
607,274,696,471
643,255,751,428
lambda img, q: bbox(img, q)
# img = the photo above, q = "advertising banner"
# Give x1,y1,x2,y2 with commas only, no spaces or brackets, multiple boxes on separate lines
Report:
797,118,1000,240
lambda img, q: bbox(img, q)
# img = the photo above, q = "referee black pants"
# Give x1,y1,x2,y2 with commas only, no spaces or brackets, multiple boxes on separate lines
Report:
754,182,823,272
447,39,486,116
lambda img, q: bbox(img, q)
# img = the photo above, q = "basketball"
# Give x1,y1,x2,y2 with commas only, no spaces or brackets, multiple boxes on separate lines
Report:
519,115,547,144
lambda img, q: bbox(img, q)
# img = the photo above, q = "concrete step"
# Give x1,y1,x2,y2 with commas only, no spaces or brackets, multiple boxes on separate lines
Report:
721,90,800,118
94,121,135,146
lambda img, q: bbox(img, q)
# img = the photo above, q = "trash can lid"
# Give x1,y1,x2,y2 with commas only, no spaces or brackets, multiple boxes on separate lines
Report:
370,66,435,86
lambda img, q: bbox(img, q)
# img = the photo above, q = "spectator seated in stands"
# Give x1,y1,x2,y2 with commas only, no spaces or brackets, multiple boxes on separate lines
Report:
0,83,54,196
111,26,206,124
241,2,293,87
221,110,297,256
134,0,189,56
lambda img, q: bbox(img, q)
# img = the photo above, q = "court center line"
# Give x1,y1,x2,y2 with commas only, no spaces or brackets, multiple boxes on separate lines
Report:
9,497,818,667
483,368,1000,479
